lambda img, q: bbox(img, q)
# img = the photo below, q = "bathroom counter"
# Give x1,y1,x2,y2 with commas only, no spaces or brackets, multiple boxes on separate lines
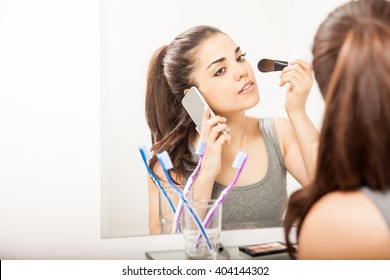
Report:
107,227,295,260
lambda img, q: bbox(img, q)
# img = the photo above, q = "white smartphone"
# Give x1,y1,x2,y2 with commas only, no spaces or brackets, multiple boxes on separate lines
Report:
181,86,216,131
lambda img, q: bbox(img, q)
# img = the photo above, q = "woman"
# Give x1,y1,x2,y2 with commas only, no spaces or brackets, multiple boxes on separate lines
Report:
284,0,390,259
145,25,319,234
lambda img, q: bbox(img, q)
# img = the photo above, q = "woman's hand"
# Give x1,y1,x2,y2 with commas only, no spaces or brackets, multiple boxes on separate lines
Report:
279,59,313,116
198,106,231,180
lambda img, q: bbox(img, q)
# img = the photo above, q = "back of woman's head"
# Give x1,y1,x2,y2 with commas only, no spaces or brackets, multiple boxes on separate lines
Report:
313,0,390,189
284,0,390,256
145,25,223,180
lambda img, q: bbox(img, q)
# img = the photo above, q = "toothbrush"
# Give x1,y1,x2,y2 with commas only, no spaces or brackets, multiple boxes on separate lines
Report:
171,140,207,233
156,151,213,251
195,151,248,248
138,145,176,215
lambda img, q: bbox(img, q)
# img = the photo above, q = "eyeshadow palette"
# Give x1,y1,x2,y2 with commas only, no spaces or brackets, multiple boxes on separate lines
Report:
238,242,290,257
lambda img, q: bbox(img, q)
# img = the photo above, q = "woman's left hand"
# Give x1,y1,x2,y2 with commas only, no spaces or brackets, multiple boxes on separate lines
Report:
279,59,313,116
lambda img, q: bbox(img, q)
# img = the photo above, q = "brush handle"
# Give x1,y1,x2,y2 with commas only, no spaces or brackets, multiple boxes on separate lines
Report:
172,156,202,233
158,161,213,251
171,181,192,233
175,186,214,251
194,161,246,248
139,149,176,215
172,141,207,233
194,188,229,248
172,179,192,233
154,177,177,215
273,60,289,71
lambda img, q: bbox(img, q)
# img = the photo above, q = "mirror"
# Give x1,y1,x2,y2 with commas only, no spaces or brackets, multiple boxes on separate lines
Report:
101,0,349,238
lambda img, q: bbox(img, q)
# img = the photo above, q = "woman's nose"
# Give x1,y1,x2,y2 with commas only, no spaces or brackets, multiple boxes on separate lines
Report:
235,63,248,80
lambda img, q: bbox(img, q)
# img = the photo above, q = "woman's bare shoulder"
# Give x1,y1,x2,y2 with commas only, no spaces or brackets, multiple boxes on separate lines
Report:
298,190,390,259
271,117,294,137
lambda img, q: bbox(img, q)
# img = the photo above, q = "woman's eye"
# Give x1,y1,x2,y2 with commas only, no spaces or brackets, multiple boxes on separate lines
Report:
214,68,226,76
237,53,246,62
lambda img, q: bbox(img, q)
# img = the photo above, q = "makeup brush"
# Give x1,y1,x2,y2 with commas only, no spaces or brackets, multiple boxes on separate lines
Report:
257,59,289,73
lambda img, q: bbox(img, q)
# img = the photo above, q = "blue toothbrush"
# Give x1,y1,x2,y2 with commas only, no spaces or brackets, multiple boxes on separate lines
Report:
157,151,213,251
138,145,176,215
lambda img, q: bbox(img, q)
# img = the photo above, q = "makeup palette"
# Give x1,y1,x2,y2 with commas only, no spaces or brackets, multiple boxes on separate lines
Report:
239,241,290,257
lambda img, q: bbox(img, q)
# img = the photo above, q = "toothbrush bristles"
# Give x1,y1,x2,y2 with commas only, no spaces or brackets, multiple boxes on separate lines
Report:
195,140,207,155
157,151,174,170
139,145,152,160
232,151,248,169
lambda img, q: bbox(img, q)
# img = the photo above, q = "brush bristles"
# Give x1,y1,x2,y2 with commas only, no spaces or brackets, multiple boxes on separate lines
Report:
157,151,174,170
257,59,275,73
195,140,207,155
258,58,288,73
232,151,248,169
139,145,151,160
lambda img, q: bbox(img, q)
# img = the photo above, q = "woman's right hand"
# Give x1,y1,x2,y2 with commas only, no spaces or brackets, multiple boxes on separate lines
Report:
279,59,313,117
198,106,231,180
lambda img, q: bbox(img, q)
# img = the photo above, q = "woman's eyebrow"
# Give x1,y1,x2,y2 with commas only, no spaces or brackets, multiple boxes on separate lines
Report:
206,46,241,70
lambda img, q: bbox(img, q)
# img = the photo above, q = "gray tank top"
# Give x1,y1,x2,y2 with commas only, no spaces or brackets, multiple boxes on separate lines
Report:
361,187,390,230
211,118,287,230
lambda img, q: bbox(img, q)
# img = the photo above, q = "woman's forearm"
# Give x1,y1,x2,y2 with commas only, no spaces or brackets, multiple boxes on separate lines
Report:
191,171,215,200
288,111,319,182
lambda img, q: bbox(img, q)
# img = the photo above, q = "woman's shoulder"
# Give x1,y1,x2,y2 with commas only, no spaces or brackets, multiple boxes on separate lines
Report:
260,117,291,155
298,190,390,259
253,116,290,126
258,117,292,135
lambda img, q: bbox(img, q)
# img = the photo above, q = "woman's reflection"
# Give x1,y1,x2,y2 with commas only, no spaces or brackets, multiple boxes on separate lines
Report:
144,25,319,234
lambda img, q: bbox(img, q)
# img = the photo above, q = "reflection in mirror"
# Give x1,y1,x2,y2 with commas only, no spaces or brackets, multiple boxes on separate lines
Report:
101,0,349,238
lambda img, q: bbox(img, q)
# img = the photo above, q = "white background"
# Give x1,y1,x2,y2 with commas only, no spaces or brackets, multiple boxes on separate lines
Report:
0,0,348,259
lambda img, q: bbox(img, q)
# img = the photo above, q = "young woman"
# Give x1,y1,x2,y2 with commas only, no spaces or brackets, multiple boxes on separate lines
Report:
145,25,319,234
284,0,390,259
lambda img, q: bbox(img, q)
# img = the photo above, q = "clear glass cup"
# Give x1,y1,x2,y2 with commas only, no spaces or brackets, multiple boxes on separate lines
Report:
183,199,222,260
159,185,193,234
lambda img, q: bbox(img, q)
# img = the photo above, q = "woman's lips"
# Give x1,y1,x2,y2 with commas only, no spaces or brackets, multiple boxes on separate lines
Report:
238,82,255,95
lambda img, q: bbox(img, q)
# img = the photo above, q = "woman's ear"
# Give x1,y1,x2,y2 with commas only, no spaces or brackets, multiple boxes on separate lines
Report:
183,88,189,95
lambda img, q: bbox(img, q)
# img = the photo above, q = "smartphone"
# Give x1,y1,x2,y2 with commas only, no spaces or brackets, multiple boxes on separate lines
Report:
181,86,216,131
239,241,291,257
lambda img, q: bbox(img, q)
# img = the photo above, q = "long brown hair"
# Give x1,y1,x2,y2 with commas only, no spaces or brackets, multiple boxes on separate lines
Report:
284,0,390,257
145,26,224,182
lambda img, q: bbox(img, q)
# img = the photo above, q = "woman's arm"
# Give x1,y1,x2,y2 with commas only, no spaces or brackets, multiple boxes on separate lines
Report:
279,60,319,184
273,118,312,187
286,112,319,182
147,175,162,234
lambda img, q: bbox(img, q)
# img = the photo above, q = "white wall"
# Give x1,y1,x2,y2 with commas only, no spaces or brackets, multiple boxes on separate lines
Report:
0,0,101,259
0,0,348,259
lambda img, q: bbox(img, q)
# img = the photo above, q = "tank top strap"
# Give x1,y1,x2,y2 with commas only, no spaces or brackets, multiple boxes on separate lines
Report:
258,117,285,169
361,186,390,229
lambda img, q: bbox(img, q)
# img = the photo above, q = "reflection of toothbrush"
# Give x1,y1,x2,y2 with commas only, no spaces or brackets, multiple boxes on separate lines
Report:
172,140,207,233
138,145,176,215
156,151,213,251
195,151,248,248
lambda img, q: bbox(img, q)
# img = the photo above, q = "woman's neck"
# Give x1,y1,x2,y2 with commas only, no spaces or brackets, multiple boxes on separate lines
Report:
223,111,248,150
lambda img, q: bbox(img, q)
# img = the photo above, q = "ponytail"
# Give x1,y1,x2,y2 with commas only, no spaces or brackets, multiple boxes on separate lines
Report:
145,46,170,144
145,46,197,182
